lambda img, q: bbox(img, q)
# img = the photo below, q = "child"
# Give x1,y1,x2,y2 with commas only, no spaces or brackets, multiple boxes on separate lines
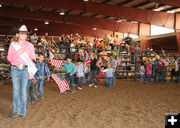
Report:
161,60,167,83
109,54,117,86
88,53,98,88
75,59,84,90
146,59,152,84
27,70,40,104
157,60,163,83
100,63,113,88
62,56,76,92
140,65,146,84
36,54,50,99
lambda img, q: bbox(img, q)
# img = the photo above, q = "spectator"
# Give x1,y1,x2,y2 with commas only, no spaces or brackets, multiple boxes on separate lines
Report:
103,34,109,47
30,33,38,45
109,34,114,50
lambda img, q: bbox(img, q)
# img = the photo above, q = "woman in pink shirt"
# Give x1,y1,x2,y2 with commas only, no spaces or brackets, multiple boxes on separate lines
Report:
7,25,36,118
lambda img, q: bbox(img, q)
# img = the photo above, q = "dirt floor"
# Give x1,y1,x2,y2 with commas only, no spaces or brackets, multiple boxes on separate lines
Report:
0,79,180,128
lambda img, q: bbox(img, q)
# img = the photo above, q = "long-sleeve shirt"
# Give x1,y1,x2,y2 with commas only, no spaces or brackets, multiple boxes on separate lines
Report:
146,64,152,75
36,61,50,79
7,41,36,65
140,69,146,75
102,68,113,77
110,59,117,69
62,62,76,75
75,64,84,77
153,60,159,70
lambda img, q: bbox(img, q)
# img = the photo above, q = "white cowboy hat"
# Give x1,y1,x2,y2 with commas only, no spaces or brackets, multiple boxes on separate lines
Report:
18,25,30,33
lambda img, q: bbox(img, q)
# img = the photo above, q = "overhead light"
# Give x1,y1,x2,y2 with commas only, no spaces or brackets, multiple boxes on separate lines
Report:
92,28,97,30
167,10,175,13
116,19,122,23
60,12,65,15
45,21,49,24
0,4,2,7
131,21,138,23
153,8,160,11
83,0,89,1
34,28,38,31
60,9,65,15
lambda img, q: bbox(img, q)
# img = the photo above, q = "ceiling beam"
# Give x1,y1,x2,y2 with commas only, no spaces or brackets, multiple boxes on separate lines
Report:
162,7,179,12
0,17,113,37
146,3,165,10
0,7,139,34
0,0,176,28
102,0,112,4
132,1,152,8
117,0,135,6
148,0,180,8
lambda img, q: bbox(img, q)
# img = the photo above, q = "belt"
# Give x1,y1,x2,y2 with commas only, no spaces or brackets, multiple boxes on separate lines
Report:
12,64,28,70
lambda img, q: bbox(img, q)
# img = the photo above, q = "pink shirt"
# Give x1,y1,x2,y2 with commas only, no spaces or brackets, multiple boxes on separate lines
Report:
7,41,36,65
146,64,152,75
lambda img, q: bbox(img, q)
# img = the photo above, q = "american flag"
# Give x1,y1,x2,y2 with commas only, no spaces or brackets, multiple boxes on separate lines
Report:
50,60,63,68
48,49,55,60
51,73,69,94
84,50,91,64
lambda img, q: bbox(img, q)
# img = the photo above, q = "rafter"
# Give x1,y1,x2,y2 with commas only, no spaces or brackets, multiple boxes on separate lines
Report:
0,17,113,37
132,1,152,8
0,0,175,27
117,0,135,6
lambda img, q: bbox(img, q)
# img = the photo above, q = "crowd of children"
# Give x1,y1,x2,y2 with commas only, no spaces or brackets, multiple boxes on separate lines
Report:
139,55,180,84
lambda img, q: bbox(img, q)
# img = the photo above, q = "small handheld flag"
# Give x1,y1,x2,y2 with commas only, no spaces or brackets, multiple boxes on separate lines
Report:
48,49,55,61
50,60,63,68
84,50,91,64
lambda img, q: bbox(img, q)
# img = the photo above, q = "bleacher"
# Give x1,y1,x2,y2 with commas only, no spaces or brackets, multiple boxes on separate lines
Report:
0,35,179,84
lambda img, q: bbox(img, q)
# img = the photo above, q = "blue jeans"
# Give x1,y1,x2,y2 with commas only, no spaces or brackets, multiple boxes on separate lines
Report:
11,66,29,116
154,69,158,83
83,73,86,84
65,75,75,91
78,77,83,88
106,77,113,88
140,74,145,83
161,72,166,83
147,74,152,83
158,72,162,83
88,69,97,85
37,78,45,97
170,69,177,83
112,72,116,86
